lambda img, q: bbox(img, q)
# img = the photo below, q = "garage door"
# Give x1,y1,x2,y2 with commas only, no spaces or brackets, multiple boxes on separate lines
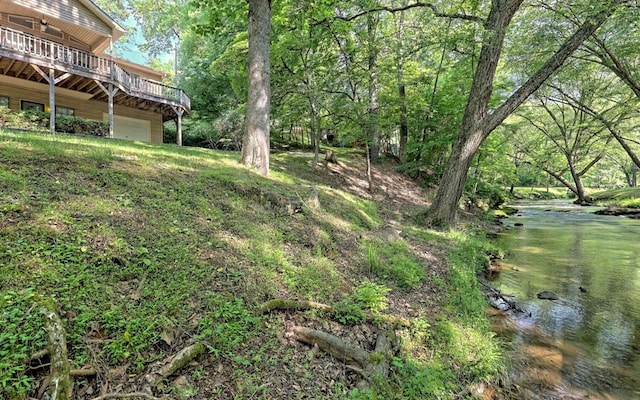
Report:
104,114,151,142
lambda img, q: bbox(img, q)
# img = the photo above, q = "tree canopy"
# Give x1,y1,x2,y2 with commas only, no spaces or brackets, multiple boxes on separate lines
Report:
125,0,639,223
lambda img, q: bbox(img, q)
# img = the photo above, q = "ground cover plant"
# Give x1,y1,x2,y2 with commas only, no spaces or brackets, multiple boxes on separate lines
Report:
0,129,505,399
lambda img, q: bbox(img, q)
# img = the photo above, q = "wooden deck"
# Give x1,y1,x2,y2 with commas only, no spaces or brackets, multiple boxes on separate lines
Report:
0,26,190,119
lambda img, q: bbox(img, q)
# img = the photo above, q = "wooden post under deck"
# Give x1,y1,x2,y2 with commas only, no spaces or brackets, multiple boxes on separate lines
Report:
29,65,70,134
94,81,119,138
171,105,184,146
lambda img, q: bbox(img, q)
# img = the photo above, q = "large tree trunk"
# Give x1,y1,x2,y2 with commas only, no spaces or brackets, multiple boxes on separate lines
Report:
395,8,408,164
240,0,271,176
568,160,589,203
428,0,523,226
427,0,619,226
367,14,380,164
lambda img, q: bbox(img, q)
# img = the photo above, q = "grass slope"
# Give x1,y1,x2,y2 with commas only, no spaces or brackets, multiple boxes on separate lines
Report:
0,130,503,399
590,187,640,207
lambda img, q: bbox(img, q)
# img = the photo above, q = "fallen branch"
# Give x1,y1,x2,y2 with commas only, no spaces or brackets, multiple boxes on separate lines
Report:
144,342,206,388
480,279,526,313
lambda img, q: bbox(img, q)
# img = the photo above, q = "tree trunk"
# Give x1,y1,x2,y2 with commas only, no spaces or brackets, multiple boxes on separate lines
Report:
310,101,320,170
240,0,271,176
395,8,408,164
367,14,380,164
568,161,589,203
428,0,523,226
428,0,619,226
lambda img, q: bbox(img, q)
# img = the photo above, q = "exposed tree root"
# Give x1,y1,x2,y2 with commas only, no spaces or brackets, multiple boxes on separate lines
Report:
70,368,97,377
358,329,395,390
258,298,410,327
31,301,203,399
40,302,72,400
290,326,370,365
144,342,206,389
29,348,50,362
288,325,397,390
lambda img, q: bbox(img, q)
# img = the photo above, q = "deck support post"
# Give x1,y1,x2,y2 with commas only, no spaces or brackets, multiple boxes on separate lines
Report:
94,81,119,138
30,65,70,134
171,106,184,146
49,68,55,133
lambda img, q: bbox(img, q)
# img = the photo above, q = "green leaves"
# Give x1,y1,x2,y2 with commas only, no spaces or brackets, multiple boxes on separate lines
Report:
0,289,47,398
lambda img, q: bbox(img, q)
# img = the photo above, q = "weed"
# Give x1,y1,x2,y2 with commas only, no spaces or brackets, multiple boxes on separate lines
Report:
197,295,258,357
362,240,426,288
354,281,390,313
284,257,343,301
0,289,47,399
332,299,365,325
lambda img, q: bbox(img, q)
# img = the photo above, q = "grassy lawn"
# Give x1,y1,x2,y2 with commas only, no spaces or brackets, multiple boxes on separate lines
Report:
509,186,572,200
0,130,504,399
590,187,640,208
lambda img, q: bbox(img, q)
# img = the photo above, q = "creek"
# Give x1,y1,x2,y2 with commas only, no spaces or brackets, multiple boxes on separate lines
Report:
489,200,640,400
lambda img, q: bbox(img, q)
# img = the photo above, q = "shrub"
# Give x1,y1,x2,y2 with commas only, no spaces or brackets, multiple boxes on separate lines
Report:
0,107,108,137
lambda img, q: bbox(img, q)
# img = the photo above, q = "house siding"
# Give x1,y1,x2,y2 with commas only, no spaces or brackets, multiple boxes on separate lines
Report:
0,81,164,143
8,0,112,37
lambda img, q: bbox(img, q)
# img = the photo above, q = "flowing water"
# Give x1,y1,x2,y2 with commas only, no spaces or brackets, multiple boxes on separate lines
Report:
489,200,640,399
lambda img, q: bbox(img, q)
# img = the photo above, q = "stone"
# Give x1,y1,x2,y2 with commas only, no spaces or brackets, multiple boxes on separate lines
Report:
536,291,559,300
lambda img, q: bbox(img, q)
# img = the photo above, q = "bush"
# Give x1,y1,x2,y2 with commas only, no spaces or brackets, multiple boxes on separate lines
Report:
55,115,109,137
0,107,109,137
0,107,47,131
176,110,244,150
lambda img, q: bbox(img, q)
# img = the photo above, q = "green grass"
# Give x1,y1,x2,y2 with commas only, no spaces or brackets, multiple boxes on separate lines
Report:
590,187,640,207
509,186,572,200
0,129,504,399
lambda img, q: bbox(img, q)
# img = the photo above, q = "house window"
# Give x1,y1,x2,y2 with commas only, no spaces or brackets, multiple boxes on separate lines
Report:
8,15,34,30
21,100,44,112
56,106,75,116
0,96,9,108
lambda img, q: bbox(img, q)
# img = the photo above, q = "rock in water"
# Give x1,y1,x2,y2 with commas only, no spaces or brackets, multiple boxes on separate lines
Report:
536,291,559,300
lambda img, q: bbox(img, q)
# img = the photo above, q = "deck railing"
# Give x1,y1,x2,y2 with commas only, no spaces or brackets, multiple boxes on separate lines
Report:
0,26,190,111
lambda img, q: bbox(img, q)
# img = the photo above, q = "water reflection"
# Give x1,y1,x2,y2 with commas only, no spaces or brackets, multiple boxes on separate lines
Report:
490,201,640,399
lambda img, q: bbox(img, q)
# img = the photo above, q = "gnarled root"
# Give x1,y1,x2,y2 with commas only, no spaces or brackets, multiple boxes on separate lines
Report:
144,342,206,389
40,302,72,400
288,325,397,390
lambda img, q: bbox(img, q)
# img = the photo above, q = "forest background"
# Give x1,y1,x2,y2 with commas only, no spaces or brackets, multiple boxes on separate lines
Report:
98,0,640,222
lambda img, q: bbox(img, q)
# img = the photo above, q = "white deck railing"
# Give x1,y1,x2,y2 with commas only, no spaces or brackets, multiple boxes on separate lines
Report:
0,26,190,111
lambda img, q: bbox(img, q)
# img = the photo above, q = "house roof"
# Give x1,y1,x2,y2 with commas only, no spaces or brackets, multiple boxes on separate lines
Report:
76,0,127,52
2,0,126,53
115,57,167,82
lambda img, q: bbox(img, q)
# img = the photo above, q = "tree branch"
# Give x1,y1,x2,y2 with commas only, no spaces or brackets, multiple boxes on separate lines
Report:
312,2,483,26
484,1,622,136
